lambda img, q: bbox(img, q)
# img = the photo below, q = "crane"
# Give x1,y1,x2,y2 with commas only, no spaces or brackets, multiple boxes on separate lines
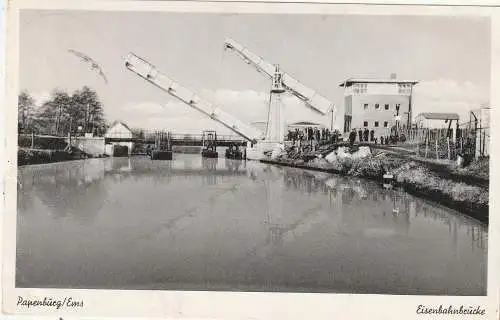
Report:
223,38,336,148
124,53,264,145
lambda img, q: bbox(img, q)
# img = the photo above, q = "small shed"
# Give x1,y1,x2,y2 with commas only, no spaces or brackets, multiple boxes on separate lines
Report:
104,121,134,156
415,112,460,141
415,113,459,127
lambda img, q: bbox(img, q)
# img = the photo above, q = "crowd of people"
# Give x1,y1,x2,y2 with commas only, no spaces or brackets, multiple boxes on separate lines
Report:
348,128,406,146
285,126,406,147
286,127,341,144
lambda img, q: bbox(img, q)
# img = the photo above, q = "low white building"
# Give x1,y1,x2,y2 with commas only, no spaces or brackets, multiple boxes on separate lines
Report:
104,121,134,156
414,112,460,142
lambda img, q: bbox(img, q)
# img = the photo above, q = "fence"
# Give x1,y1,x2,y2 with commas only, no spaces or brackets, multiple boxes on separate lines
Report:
18,133,68,150
458,119,490,159
400,122,488,161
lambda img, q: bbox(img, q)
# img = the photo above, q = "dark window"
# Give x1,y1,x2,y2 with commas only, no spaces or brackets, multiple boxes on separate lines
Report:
363,103,368,110
363,121,368,127
385,104,389,110
375,104,380,109
384,121,388,127
374,121,379,127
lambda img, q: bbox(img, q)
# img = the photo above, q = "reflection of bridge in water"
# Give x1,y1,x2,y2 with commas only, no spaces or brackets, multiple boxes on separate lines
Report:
17,157,247,222
16,155,487,294
17,157,487,254
245,162,487,254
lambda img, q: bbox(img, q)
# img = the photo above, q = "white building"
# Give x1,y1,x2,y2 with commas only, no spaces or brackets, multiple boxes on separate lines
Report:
340,77,419,139
104,121,134,156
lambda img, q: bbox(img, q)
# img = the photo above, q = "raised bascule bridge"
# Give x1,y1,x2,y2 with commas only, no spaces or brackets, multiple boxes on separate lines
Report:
124,38,335,160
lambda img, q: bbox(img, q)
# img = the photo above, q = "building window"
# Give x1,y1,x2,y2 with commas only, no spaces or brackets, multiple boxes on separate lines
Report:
358,83,367,94
374,121,379,127
363,103,368,110
385,104,389,110
375,104,380,110
398,83,411,94
384,121,388,127
363,121,368,127
353,83,367,94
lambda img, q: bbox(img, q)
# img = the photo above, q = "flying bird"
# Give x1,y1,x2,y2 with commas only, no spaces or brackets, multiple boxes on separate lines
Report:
68,49,108,84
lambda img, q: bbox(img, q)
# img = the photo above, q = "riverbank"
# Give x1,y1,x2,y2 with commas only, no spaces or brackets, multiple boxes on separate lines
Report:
263,147,489,224
17,148,105,166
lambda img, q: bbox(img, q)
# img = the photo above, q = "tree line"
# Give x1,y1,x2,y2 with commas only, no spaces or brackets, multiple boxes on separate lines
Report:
18,86,107,137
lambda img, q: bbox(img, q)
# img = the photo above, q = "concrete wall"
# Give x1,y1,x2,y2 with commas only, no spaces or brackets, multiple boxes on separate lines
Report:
69,137,106,156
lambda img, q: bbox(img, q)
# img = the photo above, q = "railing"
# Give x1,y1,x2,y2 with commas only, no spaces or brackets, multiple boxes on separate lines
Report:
168,133,246,142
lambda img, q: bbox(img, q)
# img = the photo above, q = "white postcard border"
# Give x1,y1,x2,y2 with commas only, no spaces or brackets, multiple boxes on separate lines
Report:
2,1,499,319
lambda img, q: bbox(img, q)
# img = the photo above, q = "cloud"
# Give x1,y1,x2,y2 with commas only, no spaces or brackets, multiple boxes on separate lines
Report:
116,89,333,134
30,91,51,106
34,79,486,135
412,79,489,122
201,88,333,127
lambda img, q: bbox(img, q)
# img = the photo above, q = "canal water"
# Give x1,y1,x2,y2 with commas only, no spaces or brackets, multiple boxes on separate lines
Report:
16,154,487,295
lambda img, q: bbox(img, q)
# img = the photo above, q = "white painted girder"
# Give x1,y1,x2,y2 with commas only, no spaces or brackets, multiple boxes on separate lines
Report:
224,38,334,115
124,53,263,142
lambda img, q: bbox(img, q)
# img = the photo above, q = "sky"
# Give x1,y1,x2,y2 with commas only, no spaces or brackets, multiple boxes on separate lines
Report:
19,10,491,134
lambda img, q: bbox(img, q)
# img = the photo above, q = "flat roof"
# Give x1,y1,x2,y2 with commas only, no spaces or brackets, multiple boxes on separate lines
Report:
339,78,419,87
417,112,460,120
290,121,320,125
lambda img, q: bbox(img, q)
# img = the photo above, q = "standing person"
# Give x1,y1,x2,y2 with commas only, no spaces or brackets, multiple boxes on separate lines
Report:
363,128,369,142
349,128,357,146
370,129,375,142
358,129,363,142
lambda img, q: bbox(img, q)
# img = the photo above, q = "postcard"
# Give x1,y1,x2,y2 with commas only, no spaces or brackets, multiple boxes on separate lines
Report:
2,0,499,319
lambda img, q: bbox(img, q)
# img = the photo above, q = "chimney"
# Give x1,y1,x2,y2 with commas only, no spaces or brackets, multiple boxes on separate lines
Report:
390,73,397,79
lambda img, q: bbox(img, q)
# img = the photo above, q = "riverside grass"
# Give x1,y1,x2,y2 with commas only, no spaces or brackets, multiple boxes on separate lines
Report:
274,150,489,222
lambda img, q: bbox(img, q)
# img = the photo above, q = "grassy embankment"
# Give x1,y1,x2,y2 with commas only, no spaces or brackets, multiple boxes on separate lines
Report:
17,135,107,165
265,144,489,223
16,147,106,166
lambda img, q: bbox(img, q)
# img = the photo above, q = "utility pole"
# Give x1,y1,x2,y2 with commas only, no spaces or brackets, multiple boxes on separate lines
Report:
330,106,335,131
408,85,413,128
395,104,400,134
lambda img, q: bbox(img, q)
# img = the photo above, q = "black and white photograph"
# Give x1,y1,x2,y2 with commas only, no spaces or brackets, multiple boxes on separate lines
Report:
2,1,499,318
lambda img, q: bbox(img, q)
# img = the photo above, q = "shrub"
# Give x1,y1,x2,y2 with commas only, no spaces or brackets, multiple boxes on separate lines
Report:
17,149,73,165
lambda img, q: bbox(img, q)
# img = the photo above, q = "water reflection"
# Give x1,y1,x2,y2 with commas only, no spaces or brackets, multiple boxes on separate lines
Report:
18,156,487,252
17,155,487,294
18,160,109,223
249,163,487,252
